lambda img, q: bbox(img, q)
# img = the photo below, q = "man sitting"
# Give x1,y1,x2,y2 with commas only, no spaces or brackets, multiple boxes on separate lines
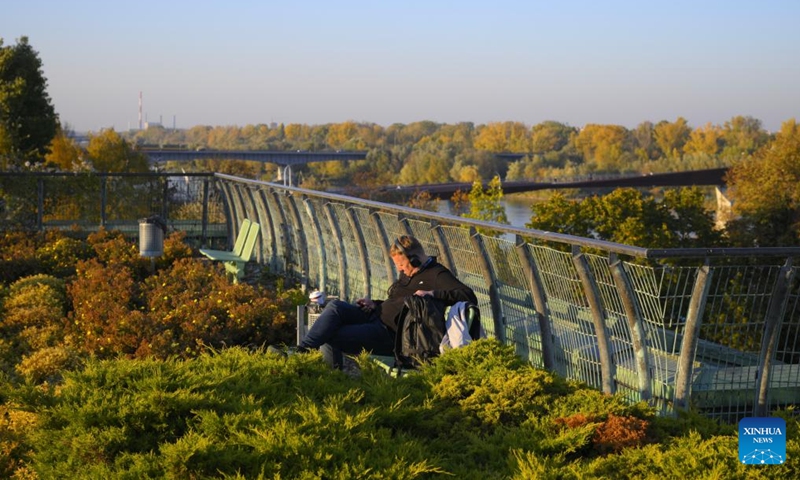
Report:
297,235,477,369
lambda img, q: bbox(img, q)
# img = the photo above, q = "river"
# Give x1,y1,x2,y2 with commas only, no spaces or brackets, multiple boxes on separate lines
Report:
437,194,536,229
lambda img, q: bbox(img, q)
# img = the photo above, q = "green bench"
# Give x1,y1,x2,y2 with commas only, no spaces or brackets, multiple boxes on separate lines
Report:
200,219,260,283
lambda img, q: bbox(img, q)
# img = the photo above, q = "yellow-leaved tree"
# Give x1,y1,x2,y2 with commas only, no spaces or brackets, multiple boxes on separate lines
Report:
85,129,149,172
726,119,800,247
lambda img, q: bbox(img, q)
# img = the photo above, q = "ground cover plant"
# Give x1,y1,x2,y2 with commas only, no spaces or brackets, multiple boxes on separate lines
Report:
0,230,797,478
1,341,797,478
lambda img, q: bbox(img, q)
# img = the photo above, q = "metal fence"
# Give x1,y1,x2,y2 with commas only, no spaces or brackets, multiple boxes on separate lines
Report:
2,171,798,422
0,172,228,248
215,173,799,423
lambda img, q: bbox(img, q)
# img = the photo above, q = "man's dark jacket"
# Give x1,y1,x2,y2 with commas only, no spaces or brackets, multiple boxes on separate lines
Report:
374,257,477,333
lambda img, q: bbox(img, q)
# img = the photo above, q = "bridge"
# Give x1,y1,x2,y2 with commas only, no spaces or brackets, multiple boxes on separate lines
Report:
141,148,368,166
141,148,370,185
361,167,730,198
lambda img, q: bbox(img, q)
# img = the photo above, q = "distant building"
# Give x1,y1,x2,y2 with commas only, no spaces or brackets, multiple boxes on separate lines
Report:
144,121,163,130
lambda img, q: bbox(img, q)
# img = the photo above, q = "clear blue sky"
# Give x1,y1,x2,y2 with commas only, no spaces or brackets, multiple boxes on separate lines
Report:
3,0,798,133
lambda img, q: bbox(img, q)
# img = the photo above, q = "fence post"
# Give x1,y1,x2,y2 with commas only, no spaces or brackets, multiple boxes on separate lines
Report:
470,227,505,343
323,202,348,299
572,246,616,395
100,175,107,228
161,175,169,220
369,209,395,291
37,177,44,231
285,193,310,289
515,236,555,371
303,197,327,290
674,262,712,411
754,258,795,417
609,253,652,401
345,206,371,297
431,220,455,272
201,177,210,246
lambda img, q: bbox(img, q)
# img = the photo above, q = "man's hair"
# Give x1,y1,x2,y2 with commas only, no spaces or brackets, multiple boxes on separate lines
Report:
390,235,425,265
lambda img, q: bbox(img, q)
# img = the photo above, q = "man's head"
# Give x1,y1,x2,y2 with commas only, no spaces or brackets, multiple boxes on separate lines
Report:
390,235,427,275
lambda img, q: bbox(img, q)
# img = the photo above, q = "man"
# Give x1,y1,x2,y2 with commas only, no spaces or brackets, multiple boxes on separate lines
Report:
297,235,477,369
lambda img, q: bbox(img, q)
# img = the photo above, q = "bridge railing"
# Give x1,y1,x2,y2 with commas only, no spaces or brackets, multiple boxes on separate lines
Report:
215,173,799,422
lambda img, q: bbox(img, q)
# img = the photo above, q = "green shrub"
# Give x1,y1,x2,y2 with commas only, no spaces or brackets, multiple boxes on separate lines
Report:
1,275,68,377
0,403,39,479
10,343,789,479
15,346,80,384
35,235,94,278
7,274,67,300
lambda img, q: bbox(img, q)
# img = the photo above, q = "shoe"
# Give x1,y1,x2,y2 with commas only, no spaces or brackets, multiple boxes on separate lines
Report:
266,345,288,357
266,344,310,357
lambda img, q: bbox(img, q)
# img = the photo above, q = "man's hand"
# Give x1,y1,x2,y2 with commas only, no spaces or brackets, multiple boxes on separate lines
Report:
356,298,376,310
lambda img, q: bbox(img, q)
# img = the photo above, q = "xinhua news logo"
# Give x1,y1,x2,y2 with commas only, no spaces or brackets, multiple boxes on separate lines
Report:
739,417,786,465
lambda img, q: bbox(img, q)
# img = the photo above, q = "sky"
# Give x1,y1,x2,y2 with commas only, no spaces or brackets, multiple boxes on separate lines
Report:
3,0,799,133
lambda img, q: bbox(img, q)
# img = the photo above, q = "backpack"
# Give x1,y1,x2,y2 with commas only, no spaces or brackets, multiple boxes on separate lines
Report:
395,295,447,369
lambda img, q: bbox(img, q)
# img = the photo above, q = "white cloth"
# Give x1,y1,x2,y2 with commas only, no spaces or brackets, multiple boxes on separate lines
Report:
440,301,473,353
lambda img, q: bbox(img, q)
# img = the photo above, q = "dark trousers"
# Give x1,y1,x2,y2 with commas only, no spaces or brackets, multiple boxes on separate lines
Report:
299,299,395,368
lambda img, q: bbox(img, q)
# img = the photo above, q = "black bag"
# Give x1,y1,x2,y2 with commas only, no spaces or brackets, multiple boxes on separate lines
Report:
395,295,447,369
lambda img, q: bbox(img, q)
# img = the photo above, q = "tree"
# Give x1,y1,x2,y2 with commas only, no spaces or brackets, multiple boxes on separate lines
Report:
726,119,800,246
526,191,592,237
474,121,530,152
631,121,657,161
683,122,722,157
527,187,721,249
45,125,85,171
661,187,723,248
85,129,149,172
573,124,630,171
530,121,575,154
653,117,691,159
0,36,58,168
721,115,769,160
398,143,452,185
464,175,508,226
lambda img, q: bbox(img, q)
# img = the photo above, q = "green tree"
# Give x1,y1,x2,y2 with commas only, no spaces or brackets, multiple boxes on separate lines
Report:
464,175,508,227
398,142,452,185
526,191,592,237
527,187,721,249
0,36,58,168
582,188,672,247
661,187,723,248
721,115,770,160
726,119,800,246
631,121,658,161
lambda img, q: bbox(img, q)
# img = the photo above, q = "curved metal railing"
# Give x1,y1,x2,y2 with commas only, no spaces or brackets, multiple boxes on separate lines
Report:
215,173,800,422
